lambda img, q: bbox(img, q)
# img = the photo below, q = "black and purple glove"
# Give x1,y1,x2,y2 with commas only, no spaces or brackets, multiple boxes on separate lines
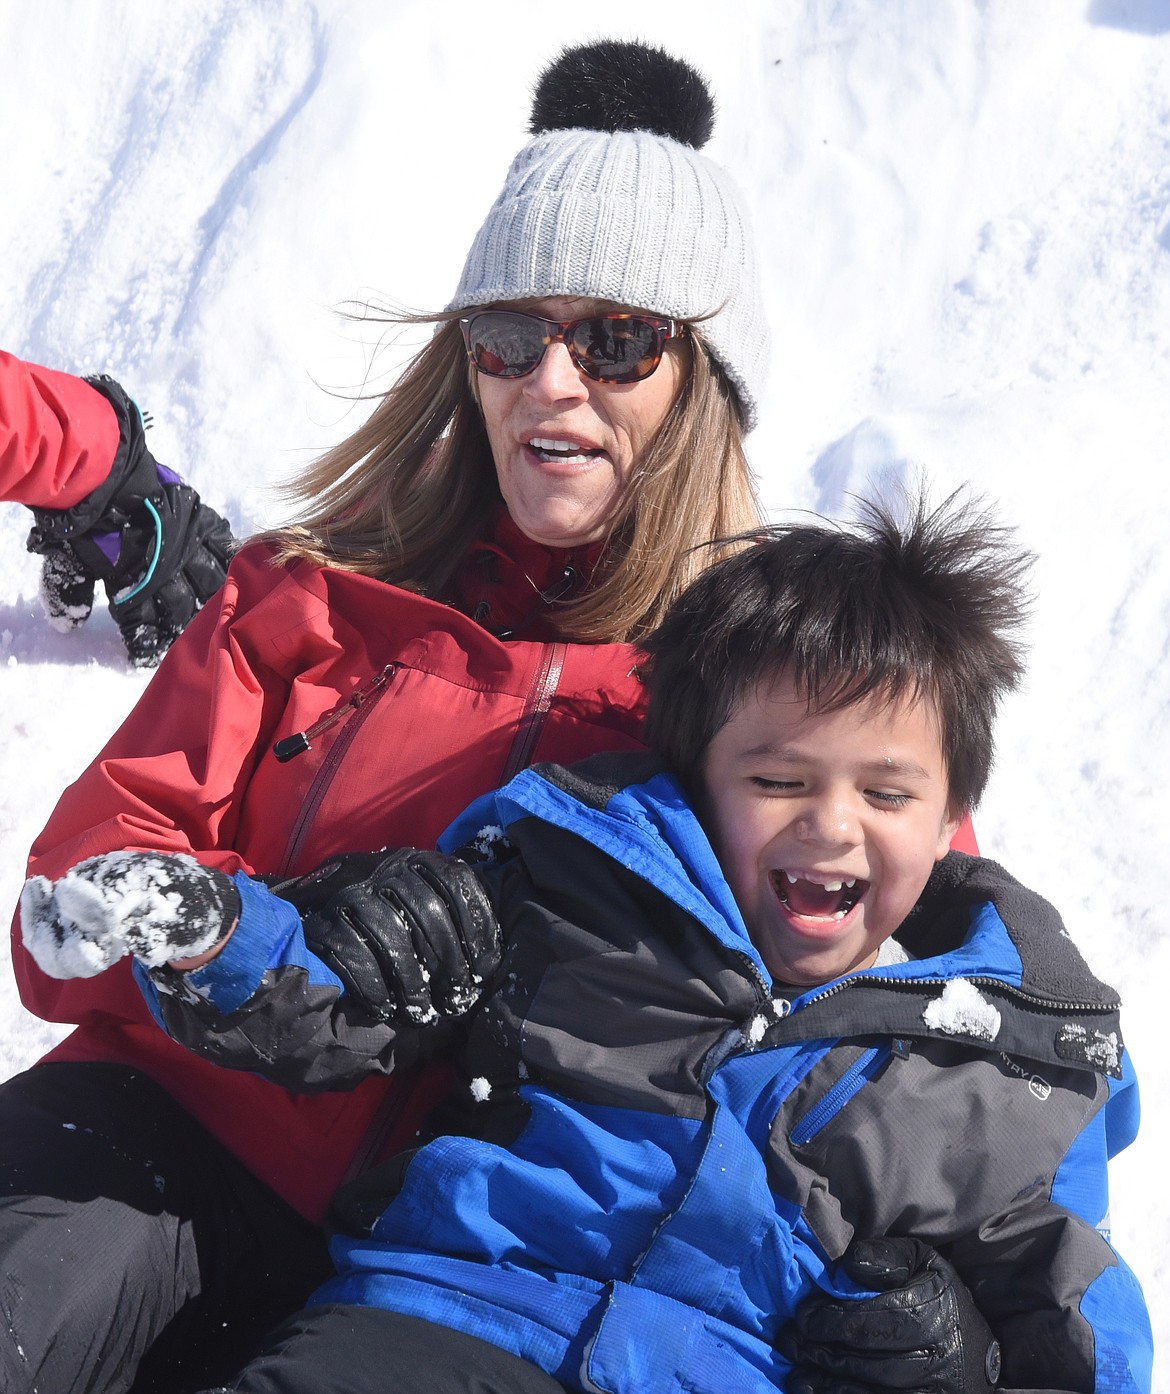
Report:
783,1237,1002,1393
26,374,235,666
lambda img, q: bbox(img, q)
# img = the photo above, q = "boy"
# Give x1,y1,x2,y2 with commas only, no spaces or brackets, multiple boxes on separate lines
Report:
22,494,1152,1394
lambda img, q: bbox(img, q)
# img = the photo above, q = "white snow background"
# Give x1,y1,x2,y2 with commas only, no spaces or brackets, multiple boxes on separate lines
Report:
0,0,1167,1374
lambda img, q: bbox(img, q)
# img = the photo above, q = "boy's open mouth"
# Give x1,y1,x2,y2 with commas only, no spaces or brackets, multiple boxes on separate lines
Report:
770,870,867,921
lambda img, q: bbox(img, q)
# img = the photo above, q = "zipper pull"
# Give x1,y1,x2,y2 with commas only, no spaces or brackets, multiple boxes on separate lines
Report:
272,665,397,763
541,562,578,604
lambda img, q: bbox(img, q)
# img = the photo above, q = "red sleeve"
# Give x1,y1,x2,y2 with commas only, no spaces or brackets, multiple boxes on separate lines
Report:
0,351,121,508
950,814,979,855
12,546,301,1025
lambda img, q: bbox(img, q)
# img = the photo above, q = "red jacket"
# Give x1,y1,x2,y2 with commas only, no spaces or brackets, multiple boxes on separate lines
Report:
0,351,120,506
15,534,649,1221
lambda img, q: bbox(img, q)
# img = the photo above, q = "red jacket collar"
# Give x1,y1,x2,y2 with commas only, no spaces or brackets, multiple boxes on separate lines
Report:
447,507,606,640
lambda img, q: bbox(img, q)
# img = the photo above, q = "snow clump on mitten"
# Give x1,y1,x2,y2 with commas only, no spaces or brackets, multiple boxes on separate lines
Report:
21,851,238,979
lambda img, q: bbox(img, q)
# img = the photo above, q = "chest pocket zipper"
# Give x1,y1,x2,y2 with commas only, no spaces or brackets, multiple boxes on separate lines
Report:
275,643,567,878
789,1044,893,1145
277,665,399,876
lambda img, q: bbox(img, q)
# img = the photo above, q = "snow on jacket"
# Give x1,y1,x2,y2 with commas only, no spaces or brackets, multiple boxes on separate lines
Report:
138,753,1152,1394
0,351,121,507
12,521,649,1221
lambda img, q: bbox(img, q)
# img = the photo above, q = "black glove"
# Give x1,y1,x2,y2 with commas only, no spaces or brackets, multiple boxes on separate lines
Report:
20,851,241,979
26,374,235,667
277,849,502,1027
782,1237,1002,1394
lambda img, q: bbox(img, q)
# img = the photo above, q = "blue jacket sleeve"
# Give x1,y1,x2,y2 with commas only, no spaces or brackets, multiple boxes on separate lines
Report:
1049,1047,1152,1394
132,871,445,1092
947,1047,1152,1394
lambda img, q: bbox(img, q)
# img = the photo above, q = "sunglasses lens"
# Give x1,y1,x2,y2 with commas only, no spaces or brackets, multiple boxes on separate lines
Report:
464,312,669,382
571,317,661,382
466,313,545,378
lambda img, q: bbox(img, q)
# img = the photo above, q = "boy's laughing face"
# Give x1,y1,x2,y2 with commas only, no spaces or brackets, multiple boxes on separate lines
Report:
698,669,960,989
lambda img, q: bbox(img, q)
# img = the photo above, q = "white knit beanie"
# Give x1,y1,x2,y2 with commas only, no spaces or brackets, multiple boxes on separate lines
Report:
447,42,769,432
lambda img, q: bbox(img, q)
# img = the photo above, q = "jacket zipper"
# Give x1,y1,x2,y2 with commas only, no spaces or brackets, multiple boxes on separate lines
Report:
275,637,568,880
501,641,567,782
774,972,1114,1018
272,664,399,764
277,665,399,876
788,1044,890,1144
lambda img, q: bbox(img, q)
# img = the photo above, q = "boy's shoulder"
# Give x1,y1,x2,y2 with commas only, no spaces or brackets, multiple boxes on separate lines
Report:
531,750,676,813
901,854,1109,984
895,852,1123,1069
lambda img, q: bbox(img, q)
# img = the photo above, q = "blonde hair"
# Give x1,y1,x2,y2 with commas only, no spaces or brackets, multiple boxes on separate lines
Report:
262,311,762,644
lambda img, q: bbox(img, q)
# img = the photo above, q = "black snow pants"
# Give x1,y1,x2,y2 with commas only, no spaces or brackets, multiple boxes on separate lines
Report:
0,1061,332,1394
194,1304,570,1394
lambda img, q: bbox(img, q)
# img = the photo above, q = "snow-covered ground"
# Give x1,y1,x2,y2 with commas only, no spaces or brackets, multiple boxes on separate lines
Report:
1,0,1166,1376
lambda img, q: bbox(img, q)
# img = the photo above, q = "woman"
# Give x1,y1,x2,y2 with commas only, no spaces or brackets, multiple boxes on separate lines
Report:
1,40,767,1394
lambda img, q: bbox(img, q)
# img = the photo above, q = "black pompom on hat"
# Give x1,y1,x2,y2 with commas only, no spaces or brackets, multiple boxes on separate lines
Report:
529,39,715,149
448,39,768,430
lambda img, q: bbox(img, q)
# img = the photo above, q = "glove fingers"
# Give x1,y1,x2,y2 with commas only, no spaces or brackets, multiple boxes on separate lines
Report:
844,1236,933,1289
784,1336,938,1384
295,850,499,1027
409,855,502,1001
116,618,169,668
38,545,96,630
189,503,235,576
303,911,403,1020
790,1294,946,1348
305,897,436,1025
113,570,201,666
396,869,487,1015
106,486,235,666
785,1239,1000,1394
20,872,126,980
356,896,439,1024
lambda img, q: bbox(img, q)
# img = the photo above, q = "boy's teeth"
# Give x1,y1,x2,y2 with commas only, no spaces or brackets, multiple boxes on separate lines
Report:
785,871,856,891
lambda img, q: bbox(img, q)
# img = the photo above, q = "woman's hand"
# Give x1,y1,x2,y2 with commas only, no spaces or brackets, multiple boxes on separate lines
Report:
20,851,240,979
782,1237,1002,1393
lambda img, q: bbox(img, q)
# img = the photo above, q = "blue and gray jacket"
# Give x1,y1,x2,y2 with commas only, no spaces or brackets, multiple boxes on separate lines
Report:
140,753,1152,1394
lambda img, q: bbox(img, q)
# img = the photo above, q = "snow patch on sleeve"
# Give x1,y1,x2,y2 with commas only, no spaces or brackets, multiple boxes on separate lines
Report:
1057,1022,1121,1074
922,978,1002,1041
469,825,510,862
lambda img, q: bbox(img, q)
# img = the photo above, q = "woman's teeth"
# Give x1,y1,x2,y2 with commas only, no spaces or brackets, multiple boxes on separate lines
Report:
529,437,597,463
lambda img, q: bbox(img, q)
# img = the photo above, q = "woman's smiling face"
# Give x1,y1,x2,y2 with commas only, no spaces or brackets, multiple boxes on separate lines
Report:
475,297,687,549
698,669,960,989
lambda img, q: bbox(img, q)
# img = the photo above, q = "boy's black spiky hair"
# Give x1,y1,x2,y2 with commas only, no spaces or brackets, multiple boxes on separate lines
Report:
641,489,1035,814
530,39,715,149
